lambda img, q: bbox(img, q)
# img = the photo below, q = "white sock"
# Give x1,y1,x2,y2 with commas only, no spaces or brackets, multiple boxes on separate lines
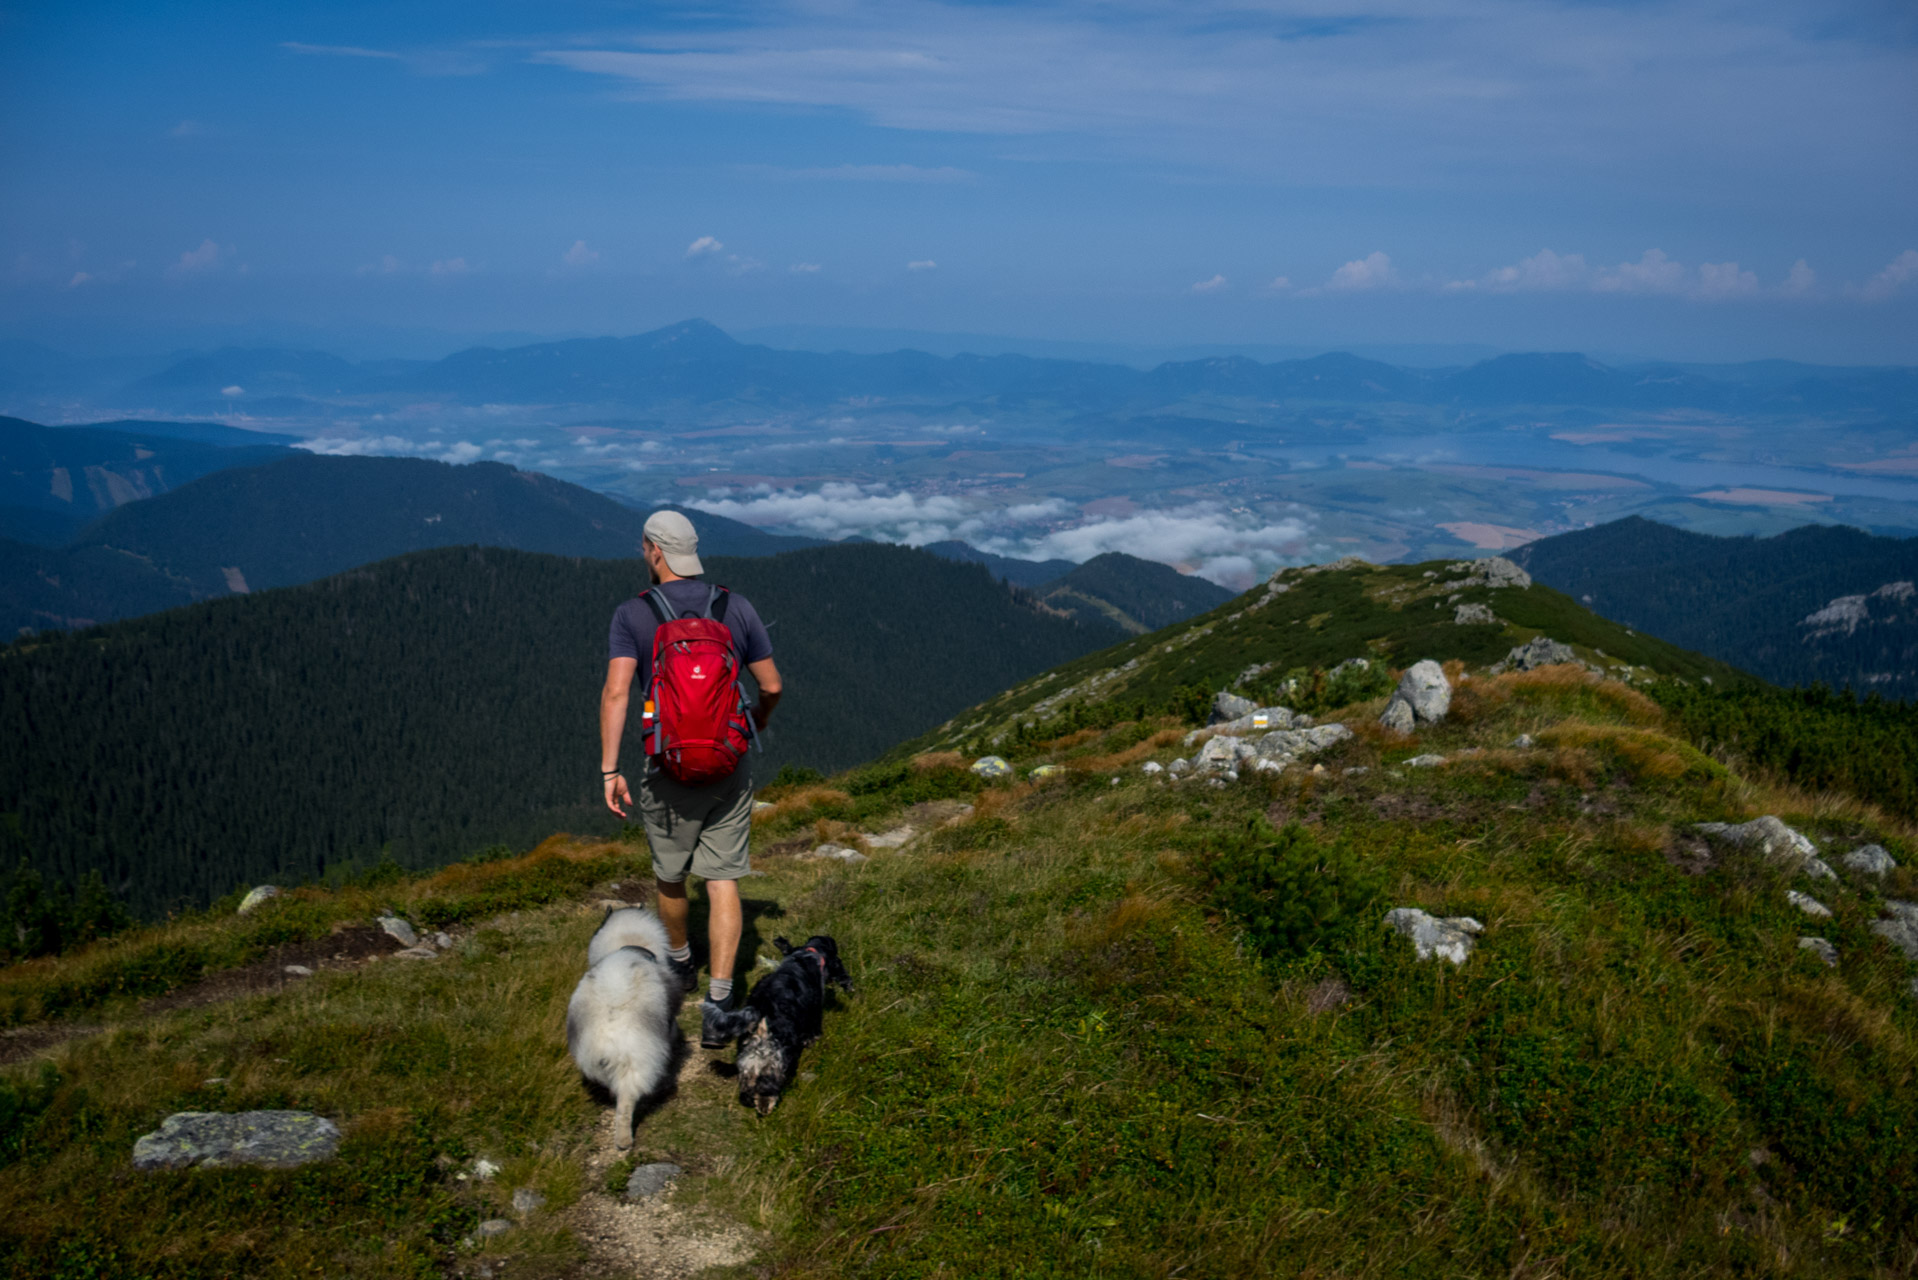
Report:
667,943,692,963
708,978,733,1005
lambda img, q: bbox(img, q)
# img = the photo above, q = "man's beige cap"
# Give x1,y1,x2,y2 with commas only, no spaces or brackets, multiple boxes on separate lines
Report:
642,509,704,576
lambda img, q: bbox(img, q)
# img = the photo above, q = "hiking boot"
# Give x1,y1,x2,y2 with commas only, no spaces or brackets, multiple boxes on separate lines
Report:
667,954,697,992
699,997,736,1050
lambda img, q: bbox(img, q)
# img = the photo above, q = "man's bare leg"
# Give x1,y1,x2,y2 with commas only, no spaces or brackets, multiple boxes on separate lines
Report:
655,878,690,949
705,878,742,984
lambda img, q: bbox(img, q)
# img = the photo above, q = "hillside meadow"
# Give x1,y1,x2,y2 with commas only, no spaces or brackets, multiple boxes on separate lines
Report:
2,653,1914,1278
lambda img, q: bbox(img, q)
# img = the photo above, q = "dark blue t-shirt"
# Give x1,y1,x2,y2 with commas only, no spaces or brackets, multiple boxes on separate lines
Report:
608,579,773,694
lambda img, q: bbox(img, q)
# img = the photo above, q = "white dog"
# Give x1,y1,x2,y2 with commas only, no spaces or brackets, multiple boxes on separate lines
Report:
568,908,681,1148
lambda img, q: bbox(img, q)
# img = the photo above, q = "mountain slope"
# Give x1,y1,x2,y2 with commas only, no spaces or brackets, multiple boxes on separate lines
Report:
1512,516,1918,697
0,415,294,547
0,542,1115,914
2,455,818,635
1030,550,1236,633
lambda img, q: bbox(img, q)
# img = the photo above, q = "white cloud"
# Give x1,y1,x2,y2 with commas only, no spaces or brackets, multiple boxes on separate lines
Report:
1326,251,1395,292
442,441,484,463
789,261,822,274
688,482,1000,545
1267,275,1293,291
686,235,724,257
356,254,406,276
221,385,244,397
1455,247,1591,293
164,238,225,280
996,505,1310,589
907,259,937,271
1592,248,1688,295
1694,260,1759,299
429,257,471,276
1190,273,1227,293
1781,259,1817,296
296,435,490,465
67,271,92,288
168,120,204,138
562,239,599,268
1860,249,1918,301
281,41,401,60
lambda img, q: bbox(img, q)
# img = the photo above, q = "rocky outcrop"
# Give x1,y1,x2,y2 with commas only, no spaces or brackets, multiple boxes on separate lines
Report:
970,756,1012,778
1870,901,1918,962
132,1111,340,1171
1498,637,1576,671
1187,705,1308,744
1209,691,1257,723
1384,909,1483,966
1694,817,1835,879
1379,660,1449,733
1450,557,1531,589
1843,845,1898,876
1453,603,1496,625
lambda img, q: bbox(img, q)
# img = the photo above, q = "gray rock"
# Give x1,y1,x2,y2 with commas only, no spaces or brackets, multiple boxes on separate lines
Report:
1406,754,1447,768
1843,844,1898,876
1251,758,1285,774
1141,760,1164,775
1870,901,1918,962
1378,698,1416,734
236,885,281,915
1510,733,1536,748
1500,636,1576,671
1383,909,1483,966
1252,723,1353,761
1344,766,1369,776
1453,603,1497,626
132,1110,341,1171
626,1161,683,1200
969,756,1012,778
283,964,313,977
1694,816,1822,874
1328,656,1372,678
377,916,419,948
1186,706,1304,744
1399,660,1452,722
802,843,869,864
393,945,440,959
864,827,916,849
512,1187,546,1215
1209,691,1258,724
434,931,454,949
1797,937,1839,967
1167,758,1191,775
1454,557,1532,589
1196,735,1257,770
1786,890,1832,919
1803,856,1838,881
476,1219,514,1239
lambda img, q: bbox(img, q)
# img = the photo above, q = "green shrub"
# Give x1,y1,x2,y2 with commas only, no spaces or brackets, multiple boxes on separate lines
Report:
1204,820,1382,960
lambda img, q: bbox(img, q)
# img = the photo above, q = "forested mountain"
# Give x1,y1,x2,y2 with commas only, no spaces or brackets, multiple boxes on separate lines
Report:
0,414,293,547
919,540,1076,587
0,542,1119,915
1512,516,1918,698
1,452,817,636
1029,551,1236,633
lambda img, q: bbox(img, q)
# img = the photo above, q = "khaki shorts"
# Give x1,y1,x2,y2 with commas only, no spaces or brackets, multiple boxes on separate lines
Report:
636,763,754,884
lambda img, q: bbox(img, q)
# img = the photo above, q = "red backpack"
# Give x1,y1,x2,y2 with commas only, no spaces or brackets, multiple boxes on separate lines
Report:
639,584,759,785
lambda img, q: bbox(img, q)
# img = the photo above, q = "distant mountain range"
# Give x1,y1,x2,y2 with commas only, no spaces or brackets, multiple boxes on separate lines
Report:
36,320,1917,418
0,422,1227,641
1513,516,1918,698
0,542,1123,914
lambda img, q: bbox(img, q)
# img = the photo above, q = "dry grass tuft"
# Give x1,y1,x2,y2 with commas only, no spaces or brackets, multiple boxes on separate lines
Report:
753,787,853,826
1077,728,1187,772
1539,724,1698,782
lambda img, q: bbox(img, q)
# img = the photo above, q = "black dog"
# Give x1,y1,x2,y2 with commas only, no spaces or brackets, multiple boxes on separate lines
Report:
706,935,852,1114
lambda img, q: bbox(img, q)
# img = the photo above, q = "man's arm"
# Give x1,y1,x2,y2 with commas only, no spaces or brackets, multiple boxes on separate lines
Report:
600,656,638,816
748,656,782,730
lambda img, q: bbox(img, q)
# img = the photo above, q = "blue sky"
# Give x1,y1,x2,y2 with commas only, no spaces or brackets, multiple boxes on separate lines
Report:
3,0,1915,362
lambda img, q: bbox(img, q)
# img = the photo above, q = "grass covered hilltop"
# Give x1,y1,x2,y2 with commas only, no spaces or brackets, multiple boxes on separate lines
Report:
2,556,1915,1278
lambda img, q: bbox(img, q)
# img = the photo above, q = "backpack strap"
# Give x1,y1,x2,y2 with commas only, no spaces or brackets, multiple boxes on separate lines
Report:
708,585,731,625
639,587,677,624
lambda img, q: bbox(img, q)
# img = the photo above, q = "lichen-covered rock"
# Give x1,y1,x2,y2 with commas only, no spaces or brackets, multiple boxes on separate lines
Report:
236,885,280,915
378,916,419,948
1209,691,1258,724
1196,735,1257,771
1786,890,1832,919
970,755,1012,778
1870,901,1918,962
132,1111,340,1171
1797,937,1839,967
1252,723,1352,765
1383,909,1483,966
626,1161,683,1200
1453,603,1497,625
1500,636,1576,671
1844,845,1898,876
1694,816,1825,876
1377,697,1416,734
1028,764,1065,779
1454,557,1532,589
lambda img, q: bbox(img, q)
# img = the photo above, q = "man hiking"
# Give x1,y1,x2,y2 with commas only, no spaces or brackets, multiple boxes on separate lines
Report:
600,509,782,1046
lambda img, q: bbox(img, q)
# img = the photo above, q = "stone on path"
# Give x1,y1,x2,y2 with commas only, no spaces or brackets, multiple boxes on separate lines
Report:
1379,660,1450,732
378,916,419,948
970,756,1012,778
1797,937,1839,967
1843,845,1898,876
627,1161,683,1201
1383,908,1483,966
1870,901,1918,962
1786,890,1832,919
236,885,280,915
132,1111,341,1171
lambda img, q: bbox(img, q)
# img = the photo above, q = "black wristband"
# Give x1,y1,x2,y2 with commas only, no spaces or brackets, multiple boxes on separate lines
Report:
601,768,622,777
